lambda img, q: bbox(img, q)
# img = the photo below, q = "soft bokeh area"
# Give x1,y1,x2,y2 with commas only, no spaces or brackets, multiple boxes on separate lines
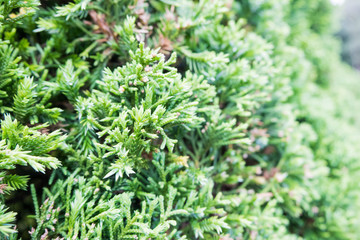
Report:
340,0,360,69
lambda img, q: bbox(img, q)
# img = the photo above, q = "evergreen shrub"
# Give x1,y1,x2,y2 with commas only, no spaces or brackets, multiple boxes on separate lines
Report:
1,0,360,239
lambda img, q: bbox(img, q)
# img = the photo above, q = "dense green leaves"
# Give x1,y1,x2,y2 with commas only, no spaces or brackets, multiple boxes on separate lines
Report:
0,0,359,239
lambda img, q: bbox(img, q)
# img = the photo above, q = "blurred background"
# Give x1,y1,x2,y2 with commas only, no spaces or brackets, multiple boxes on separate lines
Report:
339,0,360,70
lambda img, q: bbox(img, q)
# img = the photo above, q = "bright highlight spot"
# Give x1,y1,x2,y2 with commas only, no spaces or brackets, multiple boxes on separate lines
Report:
331,0,345,5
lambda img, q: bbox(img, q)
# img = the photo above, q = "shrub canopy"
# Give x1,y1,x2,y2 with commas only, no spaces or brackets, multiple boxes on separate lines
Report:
0,0,360,239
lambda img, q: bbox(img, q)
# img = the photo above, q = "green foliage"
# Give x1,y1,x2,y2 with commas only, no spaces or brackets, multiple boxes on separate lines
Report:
0,0,40,26
0,0,359,239
0,204,16,236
